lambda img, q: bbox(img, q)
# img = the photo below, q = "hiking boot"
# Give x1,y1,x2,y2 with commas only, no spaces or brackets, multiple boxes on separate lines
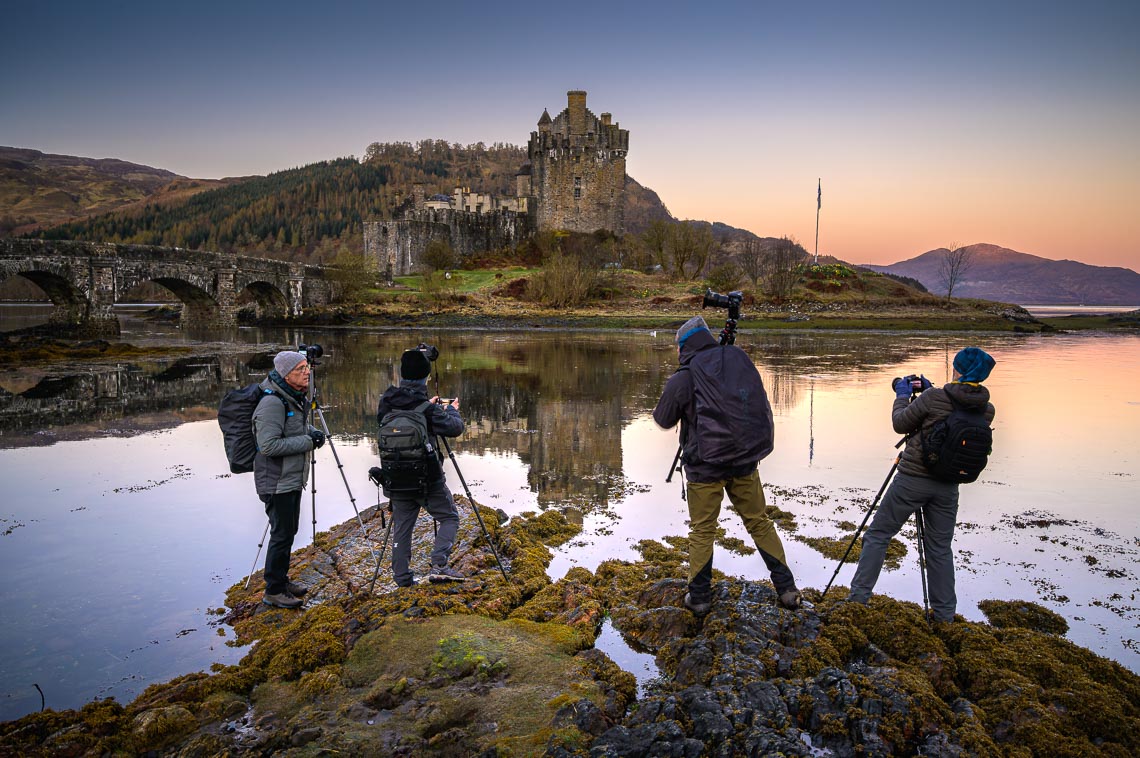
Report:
428,564,466,583
262,591,303,609
683,592,711,615
778,589,803,611
286,581,308,597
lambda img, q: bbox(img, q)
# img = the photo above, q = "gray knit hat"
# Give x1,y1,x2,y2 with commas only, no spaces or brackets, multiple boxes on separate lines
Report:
676,316,710,346
273,350,307,376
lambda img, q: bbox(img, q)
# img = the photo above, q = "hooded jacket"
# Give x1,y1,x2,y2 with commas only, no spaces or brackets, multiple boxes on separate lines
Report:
252,373,315,496
653,328,762,483
894,382,996,479
377,380,465,481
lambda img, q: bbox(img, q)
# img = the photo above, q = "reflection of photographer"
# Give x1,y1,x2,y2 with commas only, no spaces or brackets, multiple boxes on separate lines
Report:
653,316,802,615
375,345,465,586
846,347,997,621
252,350,325,609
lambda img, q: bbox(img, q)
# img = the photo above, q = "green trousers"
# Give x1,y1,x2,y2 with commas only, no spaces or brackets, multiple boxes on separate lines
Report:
686,469,796,599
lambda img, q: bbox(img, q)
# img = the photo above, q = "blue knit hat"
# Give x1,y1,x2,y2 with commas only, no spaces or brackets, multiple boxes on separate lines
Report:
676,316,710,346
953,347,996,383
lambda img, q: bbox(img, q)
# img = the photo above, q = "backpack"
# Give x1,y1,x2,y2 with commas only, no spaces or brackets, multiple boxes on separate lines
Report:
217,383,286,474
921,395,993,483
685,345,774,467
377,400,437,495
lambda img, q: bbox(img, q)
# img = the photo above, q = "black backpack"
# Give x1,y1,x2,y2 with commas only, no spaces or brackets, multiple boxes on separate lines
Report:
685,345,774,467
377,400,437,496
217,383,286,474
921,395,993,483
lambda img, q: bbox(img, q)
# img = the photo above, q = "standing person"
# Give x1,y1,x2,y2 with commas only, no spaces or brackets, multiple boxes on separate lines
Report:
377,348,466,587
653,316,802,614
253,350,326,609
847,347,997,622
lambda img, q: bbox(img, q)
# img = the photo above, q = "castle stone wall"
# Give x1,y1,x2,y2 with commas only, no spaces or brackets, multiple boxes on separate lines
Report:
364,207,533,277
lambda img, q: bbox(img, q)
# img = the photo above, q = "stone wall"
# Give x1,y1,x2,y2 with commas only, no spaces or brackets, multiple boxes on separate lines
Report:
364,207,533,277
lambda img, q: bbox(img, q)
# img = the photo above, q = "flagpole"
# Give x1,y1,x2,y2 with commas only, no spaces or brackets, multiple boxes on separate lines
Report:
814,178,821,265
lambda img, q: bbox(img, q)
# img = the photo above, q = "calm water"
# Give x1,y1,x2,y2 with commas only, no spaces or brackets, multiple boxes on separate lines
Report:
1,313,1138,721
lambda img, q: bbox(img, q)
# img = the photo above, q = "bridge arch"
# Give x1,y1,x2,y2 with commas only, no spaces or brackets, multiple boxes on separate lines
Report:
236,280,290,321
0,261,102,331
145,276,222,330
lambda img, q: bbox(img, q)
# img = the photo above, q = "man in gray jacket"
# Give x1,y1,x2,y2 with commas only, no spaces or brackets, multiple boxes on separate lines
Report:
253,350,325,609
847,347,997,622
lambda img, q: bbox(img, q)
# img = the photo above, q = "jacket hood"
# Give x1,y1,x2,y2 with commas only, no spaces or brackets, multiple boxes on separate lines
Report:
944,381,990,409
380,384,428,410
679,328,717,364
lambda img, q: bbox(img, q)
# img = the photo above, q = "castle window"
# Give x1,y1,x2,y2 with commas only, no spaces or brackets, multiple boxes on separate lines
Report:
574,176,582,199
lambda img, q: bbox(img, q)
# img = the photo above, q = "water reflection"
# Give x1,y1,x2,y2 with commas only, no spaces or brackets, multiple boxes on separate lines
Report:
1,326,1137,721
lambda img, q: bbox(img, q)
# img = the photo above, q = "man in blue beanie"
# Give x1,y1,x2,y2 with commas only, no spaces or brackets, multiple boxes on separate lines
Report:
846,347,996,622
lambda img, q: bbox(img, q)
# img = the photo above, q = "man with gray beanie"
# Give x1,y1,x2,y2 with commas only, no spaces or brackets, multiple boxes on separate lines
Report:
654,316,802,615
846,347,996,622
376,347,466,586
253,350,326,609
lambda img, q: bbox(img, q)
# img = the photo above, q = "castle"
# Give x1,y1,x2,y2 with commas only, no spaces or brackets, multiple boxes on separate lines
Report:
364,91,629,277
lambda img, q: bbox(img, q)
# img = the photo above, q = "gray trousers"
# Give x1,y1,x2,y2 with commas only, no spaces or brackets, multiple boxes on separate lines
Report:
848,472,960,622
390,477,460,587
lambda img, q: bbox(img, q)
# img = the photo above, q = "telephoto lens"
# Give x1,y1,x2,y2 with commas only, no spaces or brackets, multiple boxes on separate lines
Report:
298,343,324,360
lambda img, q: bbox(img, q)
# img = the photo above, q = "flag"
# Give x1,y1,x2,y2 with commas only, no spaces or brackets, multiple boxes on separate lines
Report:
817,179,821,211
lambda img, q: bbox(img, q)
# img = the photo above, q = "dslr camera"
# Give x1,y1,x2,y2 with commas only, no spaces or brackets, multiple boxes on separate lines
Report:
900,374,927,395
298,343,324,364
417,343,439,362
702,288,744,321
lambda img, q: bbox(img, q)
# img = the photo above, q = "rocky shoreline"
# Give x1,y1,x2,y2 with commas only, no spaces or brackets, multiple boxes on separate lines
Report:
2,503,1138,756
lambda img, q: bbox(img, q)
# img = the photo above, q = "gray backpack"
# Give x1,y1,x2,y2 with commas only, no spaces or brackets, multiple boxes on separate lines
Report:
686,345,774,467
377,401,436,495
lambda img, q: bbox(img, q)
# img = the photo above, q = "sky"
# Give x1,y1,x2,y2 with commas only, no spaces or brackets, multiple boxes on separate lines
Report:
2,1,1138,268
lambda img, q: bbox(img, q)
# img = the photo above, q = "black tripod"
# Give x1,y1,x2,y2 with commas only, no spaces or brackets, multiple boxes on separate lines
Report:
821,433,932,619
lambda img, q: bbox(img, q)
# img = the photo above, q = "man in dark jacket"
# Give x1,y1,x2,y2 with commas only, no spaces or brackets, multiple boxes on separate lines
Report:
847,347,997,622
653,316,802,614
253,350,326,609
377,348,466,587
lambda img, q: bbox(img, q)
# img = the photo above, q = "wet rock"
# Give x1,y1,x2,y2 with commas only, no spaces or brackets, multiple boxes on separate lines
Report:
131,705,196,751
290,725,322,746
552,698,609,736
590,720,705,758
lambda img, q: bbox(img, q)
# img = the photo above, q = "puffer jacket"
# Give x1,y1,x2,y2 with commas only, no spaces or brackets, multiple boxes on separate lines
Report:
894,382,996,479
653,328,760,483
253,375,315,496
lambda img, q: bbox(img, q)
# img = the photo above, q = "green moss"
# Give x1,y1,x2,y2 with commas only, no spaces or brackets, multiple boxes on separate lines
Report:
519,509,582,547
795,532,907,569
977,599,1069,634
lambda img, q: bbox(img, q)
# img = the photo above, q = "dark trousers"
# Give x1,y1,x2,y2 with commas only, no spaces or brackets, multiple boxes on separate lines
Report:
390,478,460,587
262,490,302,595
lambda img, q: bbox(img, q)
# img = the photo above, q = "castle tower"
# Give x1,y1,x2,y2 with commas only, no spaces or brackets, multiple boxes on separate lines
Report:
527,90,629,235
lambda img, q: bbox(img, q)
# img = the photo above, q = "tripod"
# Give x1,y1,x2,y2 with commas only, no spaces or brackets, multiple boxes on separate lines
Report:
821,434,932,619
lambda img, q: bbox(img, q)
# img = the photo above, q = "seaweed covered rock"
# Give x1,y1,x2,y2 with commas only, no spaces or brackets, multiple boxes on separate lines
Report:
977,598,1069,634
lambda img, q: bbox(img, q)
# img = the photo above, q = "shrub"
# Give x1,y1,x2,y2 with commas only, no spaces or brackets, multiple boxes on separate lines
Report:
421,238,456,272
705,262,742,293
526,252,598,307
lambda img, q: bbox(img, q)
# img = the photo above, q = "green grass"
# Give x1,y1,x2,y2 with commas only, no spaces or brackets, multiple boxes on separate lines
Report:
393,267,540,294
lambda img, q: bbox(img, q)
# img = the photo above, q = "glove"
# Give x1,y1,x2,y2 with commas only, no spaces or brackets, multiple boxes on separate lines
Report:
892,377,911,397
309,429,326,449
918,374,933,392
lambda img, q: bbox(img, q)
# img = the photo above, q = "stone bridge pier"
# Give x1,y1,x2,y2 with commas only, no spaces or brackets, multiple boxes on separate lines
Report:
1,239,338,336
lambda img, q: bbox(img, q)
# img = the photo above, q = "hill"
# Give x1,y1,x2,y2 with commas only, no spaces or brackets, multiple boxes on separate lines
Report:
0,146,195,234
25,142,677,261
865,243,1140,305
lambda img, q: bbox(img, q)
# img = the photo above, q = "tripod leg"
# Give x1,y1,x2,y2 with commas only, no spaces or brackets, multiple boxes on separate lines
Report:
438,435,510,581
821,458,900,598
244,520,271,590
914,510,930,621
368,506,395,594
312,404,380,569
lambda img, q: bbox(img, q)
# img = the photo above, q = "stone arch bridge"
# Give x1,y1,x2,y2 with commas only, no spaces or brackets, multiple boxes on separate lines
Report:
0,238,338,335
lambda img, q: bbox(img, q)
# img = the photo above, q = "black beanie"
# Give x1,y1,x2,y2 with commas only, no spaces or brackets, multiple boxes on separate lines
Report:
400,349,432,380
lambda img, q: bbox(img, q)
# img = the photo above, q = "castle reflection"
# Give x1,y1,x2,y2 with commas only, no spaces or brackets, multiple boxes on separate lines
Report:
0,329,957,506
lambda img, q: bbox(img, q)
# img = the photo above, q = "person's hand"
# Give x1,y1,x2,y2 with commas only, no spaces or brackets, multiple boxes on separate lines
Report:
430,395,440,404
309,429,326,449
919,374,933,392
892,377,911,398
449,397,460,410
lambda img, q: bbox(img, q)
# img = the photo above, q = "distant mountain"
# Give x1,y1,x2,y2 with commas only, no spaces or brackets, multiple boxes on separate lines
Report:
864,243,1140,305
0,147,190,234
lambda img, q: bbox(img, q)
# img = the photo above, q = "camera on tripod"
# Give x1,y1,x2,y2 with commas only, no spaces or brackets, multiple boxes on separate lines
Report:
702,288,743,321
417,343,439,362
901,374,927,395
298,343,324,365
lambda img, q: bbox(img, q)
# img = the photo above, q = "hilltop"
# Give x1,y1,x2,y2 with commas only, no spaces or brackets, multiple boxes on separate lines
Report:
865,243,1140,305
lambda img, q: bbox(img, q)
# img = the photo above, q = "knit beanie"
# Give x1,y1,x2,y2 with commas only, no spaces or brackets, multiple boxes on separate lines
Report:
676,316,711,346
400,348,432,380
273,350,306,377
953,347,996,383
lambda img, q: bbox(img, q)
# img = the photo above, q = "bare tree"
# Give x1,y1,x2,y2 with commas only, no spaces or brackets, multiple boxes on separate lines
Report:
670,222,716,280
641,220,671,272
763,236,807,299
938,242,975,299
738,238,764,286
